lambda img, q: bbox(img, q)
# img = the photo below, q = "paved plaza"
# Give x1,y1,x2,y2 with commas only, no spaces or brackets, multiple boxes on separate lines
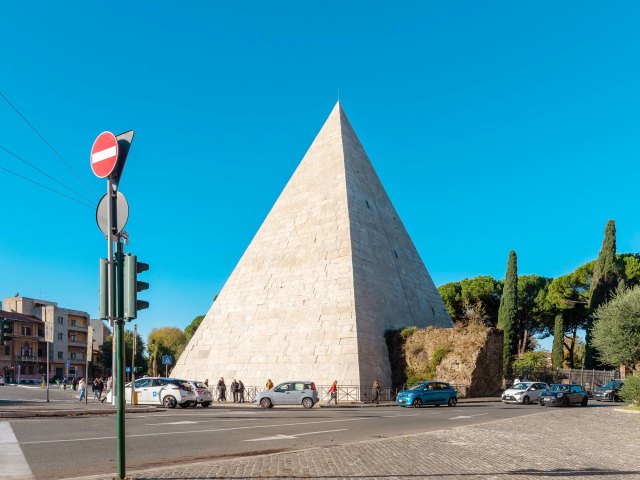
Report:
70,404,639,480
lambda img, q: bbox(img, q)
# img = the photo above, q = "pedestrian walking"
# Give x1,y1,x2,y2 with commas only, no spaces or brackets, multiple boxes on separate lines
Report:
237,379,245,403
93,377,100,399
204,379,209,387
230,379,238,402
266,378,273,390
217,377,226,402
78,378,86,401
62,378,68,390
327,380,338,405
72,378,77,391
97,376,104,401
372,379,381,404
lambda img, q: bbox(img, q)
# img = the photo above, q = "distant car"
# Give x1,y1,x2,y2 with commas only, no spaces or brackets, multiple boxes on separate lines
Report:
594,380,624,402
256,381,318,408
396,381,458,408
539,384,588,407
106,377,196,408
187,380,213,407
501,382,549,405
0,376,4,386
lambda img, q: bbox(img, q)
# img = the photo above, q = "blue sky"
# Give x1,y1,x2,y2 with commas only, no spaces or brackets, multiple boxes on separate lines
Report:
1,2,639,344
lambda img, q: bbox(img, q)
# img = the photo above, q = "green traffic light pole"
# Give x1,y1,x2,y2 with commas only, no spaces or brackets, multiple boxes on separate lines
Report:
115,240,126,479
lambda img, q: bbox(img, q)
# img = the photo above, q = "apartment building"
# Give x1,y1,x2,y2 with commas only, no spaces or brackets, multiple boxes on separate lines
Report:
2,296,92,382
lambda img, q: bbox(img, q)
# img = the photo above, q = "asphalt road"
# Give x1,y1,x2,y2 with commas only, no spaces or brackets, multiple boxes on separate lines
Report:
6,400,614,480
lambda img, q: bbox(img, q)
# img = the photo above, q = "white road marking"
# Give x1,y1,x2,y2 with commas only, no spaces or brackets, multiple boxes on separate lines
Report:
449,413,488,420
21,413,419,445
0,422,34,479
245,429,347,442
147,420,199,426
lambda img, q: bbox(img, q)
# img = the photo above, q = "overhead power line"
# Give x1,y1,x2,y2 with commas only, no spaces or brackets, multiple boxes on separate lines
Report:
0,144,93,203
0,163,93,209
0,90,93,192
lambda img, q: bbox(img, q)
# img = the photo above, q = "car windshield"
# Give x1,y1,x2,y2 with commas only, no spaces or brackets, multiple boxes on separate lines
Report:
408,383,428,391
602,381,622,389
511,383,530,390
549,385,570,392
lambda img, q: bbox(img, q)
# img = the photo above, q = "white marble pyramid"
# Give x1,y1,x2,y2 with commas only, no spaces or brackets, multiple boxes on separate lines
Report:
172,102,451,388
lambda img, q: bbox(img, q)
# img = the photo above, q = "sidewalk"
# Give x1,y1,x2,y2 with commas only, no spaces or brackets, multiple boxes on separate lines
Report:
70,405,640,480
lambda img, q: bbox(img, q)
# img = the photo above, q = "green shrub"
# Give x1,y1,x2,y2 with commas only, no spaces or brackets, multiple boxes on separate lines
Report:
400,326,417,339
432,347,450,367
404,348,450,386
620,375,640,406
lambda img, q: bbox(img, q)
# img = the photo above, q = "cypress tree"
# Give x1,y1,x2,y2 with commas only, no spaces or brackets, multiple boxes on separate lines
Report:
584,220,620,369
498,250,518,378
552,314,564,369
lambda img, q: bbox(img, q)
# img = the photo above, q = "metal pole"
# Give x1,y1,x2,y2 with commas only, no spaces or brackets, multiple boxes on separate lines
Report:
85,336,89,405
131,324,136,405
108,178,116,406
115,240,126,479
165,363,167,378
46,341,50,403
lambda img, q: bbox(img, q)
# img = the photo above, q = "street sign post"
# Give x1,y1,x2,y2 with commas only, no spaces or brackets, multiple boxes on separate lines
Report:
90,132,119,178
44,313,53,403
163,355,172,378
96,192,129,236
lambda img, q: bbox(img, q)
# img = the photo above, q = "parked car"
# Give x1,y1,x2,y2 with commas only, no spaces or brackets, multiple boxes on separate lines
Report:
106,377,196,408
396,381,458,408
593,380,624,402
501,381,549,405
256,381,318,408
187,380,213,407
539,384,588,407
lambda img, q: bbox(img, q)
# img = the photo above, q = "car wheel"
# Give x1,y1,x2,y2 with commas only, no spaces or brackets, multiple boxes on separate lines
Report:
412,398,422,408
163,395,177,408
302,397,314,409
201,401,211,408
179,402,189,408
581,397,588,407
448,397,457,407
188,401,197,407
561,397,569,408
614,395,621,402
539,400,545,406
260,398,272,409
522,396,531,405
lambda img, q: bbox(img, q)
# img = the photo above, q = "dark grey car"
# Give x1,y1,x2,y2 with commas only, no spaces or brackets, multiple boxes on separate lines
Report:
594,380,624,402
539,384,588,407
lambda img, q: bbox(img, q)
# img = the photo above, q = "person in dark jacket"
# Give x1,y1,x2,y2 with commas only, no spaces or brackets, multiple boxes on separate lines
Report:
237,380,245,403
230,379,238,403
372,379,381,404
217,377,226,402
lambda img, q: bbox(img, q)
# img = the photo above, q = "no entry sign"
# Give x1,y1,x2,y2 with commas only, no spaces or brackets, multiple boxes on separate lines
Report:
90,131,119,178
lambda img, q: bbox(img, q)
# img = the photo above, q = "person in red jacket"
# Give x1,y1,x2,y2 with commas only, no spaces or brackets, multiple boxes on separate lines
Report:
327,380,338,405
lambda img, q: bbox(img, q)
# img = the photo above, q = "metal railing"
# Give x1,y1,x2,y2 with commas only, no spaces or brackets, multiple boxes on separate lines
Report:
206,383,472,404
509,367,620,394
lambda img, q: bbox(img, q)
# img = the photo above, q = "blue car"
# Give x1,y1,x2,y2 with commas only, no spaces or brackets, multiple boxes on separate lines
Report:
396,381,458,408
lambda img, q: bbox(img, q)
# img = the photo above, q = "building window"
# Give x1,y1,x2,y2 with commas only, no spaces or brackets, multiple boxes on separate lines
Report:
70,335,77,343
57,333,63,340
57,352,63,359
22,326,32,336
57,317,63,324
4,346,10,355
70,319,76,327
70,352,77,360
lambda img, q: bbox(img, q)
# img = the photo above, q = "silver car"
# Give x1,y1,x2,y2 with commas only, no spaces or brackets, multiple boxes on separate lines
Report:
256,381,318,409
187,380,213,407
501,381,549,404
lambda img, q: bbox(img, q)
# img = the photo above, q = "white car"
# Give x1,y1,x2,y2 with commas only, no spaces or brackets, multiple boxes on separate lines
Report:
0,376,4,386
256,381,319,409
501,381,549,405
186,380,213,407
107,377,196,408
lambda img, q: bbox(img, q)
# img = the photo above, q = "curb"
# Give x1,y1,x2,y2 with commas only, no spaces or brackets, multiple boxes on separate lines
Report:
0,406,158,418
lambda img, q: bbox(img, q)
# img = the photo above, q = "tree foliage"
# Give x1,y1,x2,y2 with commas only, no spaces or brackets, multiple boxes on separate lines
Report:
512,351,548,372
498,251,518,378
592,286,640,369
585,220,621,368
100,330,148,375
184,315,205,341
147,327,187,376
439,276,502,326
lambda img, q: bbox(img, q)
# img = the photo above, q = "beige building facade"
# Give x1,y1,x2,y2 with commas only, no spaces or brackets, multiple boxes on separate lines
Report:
2,296,92,381
173,102,451,388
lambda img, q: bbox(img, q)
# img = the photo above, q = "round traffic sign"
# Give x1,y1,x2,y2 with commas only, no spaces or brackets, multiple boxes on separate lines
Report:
90,132,119,178
96,192,129,236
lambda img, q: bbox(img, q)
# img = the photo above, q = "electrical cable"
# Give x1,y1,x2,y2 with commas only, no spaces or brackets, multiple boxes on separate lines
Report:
0,164,93,209
0,90,93,192
0,144,93,203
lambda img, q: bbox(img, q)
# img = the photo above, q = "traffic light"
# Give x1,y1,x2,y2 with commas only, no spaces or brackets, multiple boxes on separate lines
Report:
123,254,149,320
1,317,13,345
99,258,109,319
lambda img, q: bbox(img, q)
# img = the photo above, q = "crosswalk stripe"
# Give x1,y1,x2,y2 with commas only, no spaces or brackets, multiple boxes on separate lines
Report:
0,422,33,479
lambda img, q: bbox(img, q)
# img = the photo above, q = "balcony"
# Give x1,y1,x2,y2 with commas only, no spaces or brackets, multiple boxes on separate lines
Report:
67,324,88,332
68,340,87,346
17,355,40,362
